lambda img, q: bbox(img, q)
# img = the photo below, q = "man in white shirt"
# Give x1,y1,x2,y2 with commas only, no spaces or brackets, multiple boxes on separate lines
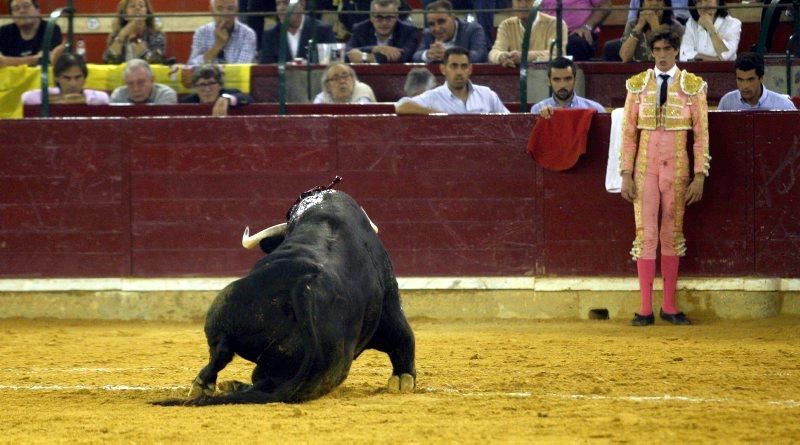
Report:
395,46,509,114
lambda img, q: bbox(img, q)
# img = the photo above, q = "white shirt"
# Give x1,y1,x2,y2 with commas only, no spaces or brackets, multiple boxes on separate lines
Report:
655,64,678,90
288,15,305,58
396,81,509,114
679,15,741,62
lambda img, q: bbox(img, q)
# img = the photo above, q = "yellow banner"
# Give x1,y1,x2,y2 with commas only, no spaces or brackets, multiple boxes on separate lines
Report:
0,63,252,119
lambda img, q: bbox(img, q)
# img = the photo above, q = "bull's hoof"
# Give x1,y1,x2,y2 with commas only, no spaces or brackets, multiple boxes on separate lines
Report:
187,377,215,400
387,373,415,394
217,380,251,395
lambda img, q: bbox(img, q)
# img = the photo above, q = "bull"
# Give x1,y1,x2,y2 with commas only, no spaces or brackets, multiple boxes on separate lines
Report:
154,180,416,406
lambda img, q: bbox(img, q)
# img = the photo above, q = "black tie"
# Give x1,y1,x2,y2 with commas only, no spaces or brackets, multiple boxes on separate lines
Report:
659,74,670,106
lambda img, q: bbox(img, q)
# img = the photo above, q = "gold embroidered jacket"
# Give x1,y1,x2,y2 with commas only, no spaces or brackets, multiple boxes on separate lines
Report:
620,68,711,176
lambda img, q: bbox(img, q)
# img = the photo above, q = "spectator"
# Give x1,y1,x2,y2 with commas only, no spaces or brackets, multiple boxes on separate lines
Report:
412,0,489,63
717,52,796,110
188,0,257,65
628,0,689,24
339,0,412,33
679,0,740,61
103,0,167,65
345,0,419,63
242,0,276,51
260,0,337,63
489,0,568,66
313,62,376,103
530,56,605,117
180,64,252,116
21,52,109,105
539,0,612,61
110,58,178,104
618,0,683,62
0,0,63,67
397,46,509,114
474,0,512,50
619,28,709,326
403,67,438,97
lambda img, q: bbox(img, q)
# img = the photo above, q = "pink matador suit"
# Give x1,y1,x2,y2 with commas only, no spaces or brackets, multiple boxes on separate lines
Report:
620,68,710,315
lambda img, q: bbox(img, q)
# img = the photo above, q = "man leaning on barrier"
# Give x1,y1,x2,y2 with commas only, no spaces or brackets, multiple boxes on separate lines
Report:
717,52,797,111
346,0,419,63
110,58,178,104
188,0,258,64
397,46,508,114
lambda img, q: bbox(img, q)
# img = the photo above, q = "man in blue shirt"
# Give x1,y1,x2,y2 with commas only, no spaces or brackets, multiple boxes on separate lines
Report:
717,53,797,111
530,56,606,118
395,46,509,114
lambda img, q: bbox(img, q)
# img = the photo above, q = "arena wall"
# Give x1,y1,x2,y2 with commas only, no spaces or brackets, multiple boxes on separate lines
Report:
1,112,799,280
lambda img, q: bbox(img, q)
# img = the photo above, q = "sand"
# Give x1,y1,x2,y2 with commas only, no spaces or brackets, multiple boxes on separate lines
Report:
1,316,799,443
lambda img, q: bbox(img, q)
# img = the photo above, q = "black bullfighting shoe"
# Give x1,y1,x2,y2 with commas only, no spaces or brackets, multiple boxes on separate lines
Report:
630,312,655,326
659,308,692,325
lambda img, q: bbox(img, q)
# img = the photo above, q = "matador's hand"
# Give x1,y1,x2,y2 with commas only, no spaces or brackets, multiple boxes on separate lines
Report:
621,173,636,202
685,175,705,205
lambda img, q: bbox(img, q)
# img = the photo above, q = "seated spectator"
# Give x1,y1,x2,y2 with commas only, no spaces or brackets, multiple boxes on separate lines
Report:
0,0,63,68
180,64,252,116
103,0,167,65
260,0,337,63
489,0,568,66
618,0,683,62
21,52,109,105
628,0,689,24
313,62,376,103
188,0,257,64
412,0,488,63
339,0,412,33
539,0,612,61
110,58,178,104
403,67,438,97
242,0,276,51
717,53,796,111
345,0,419,63
397,46,509,114
530,56,605,117
679,0,740,61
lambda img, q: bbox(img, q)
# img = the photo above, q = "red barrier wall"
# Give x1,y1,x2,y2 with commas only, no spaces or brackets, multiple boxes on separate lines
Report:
1,112,799,278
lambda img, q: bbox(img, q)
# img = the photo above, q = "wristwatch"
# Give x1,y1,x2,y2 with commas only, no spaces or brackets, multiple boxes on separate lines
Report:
362,52,370,63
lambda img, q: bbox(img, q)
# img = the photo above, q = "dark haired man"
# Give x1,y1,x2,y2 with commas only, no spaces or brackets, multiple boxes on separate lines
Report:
717,53,796,111
396,46,507,114
412,0,488,63
259,0,337,63
21,52,109,105
346,0,419,63
619,28,710,326
530,56,605,118
0,0,63,67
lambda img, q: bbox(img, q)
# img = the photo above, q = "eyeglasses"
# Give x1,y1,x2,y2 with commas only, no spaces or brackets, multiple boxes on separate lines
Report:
11,1,35,12
194,80,219,89
427,18,448,27
371,14,398,22
325,73,351,83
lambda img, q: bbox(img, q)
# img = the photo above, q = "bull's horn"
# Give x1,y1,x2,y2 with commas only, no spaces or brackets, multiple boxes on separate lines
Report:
361,207,379,234
242,223,287,249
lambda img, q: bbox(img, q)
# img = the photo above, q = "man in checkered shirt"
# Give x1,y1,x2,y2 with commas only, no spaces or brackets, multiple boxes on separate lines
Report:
188,0,257,64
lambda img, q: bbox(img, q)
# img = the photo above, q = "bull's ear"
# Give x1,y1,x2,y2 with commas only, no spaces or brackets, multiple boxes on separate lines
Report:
259,234,286,254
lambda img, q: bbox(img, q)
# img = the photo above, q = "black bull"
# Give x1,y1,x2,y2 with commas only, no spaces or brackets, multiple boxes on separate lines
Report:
154,190,416,406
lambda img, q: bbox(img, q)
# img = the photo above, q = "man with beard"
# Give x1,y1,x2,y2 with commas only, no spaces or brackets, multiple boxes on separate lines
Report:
188,0,257,64
395,46,508,114
619,28,710,326
717,53,796,111
530,57,605,118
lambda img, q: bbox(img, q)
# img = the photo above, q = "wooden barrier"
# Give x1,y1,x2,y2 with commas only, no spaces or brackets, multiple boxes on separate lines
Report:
1,111,799,278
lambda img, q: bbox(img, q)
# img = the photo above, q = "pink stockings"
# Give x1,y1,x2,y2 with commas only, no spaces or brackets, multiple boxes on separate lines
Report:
636,255,680,316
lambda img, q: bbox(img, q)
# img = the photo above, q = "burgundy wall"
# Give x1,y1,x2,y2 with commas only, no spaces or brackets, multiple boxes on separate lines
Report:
1,112,799,278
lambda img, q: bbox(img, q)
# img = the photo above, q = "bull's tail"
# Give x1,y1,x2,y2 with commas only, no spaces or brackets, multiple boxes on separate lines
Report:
172,274,320,406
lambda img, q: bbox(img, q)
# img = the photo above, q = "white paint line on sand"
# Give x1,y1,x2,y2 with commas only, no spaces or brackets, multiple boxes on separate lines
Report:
0,384,187,391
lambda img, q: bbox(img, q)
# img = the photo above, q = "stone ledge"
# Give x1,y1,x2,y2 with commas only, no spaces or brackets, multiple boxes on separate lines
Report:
0,277,798,321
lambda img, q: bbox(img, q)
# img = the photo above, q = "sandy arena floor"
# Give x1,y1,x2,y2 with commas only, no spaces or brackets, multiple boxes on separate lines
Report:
1,316,799,443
